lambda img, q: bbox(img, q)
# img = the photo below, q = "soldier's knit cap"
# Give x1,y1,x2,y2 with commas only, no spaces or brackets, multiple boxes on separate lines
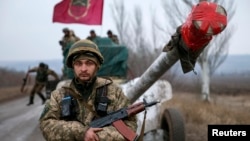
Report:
72,52,99,67
39,62,46,68
66,39,104,68
63,27,70,32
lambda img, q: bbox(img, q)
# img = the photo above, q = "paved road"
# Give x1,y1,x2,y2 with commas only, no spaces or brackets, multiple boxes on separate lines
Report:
0,96,45,141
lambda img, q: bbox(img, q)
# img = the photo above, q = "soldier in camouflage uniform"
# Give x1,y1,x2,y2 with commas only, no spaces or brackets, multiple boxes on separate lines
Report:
27,62,59,106
86,30,102,42
39,39,137,141
107,30,119,44
59,28,80,79
59,28,80,52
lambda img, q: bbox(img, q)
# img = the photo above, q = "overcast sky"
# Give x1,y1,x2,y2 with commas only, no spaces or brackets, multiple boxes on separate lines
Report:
0,0,250,61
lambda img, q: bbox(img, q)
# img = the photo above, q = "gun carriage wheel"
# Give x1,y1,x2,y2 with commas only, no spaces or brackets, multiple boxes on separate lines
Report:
160,108,185,141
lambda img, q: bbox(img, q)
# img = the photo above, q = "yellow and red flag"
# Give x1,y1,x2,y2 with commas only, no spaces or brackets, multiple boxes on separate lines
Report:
53,0,104,25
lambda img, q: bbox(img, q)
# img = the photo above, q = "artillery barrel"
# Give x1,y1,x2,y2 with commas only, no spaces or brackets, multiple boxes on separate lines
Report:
126,47,179,103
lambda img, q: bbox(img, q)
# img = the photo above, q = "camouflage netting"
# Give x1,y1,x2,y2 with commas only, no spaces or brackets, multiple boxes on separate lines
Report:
97,46,128,77
63,43,75,79
94,37,128,77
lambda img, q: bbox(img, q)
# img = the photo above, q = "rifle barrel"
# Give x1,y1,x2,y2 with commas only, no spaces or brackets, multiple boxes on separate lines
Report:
145,100,159,107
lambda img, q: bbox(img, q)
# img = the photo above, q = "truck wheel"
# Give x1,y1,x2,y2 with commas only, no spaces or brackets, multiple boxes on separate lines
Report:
160,108,185,141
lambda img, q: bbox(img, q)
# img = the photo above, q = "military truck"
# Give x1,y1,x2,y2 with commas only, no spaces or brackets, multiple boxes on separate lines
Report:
45,37,186,141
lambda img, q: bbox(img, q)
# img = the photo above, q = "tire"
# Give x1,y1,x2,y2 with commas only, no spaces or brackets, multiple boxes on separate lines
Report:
160,108,185,141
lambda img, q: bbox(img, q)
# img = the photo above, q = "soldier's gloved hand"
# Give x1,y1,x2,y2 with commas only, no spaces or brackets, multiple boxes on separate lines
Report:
84,127,102,141
23,78,27,83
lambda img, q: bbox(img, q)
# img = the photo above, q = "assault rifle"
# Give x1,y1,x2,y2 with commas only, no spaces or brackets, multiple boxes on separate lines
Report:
90,99,159,128
20,68,30,93
89,99,159,141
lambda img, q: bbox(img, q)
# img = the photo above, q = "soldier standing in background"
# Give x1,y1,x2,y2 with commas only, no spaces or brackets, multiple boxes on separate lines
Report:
40,39,137,141
59,27,80,79
59,28,70,51
26,62,59,106
107,30,119,44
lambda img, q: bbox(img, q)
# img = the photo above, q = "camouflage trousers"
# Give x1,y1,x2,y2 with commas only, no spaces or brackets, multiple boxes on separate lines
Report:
30,82,45,96
27,82,46,105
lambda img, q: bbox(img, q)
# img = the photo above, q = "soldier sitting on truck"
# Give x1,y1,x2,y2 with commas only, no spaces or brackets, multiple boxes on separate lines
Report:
86,30,100,41
59,28,80,52
107,30,119,44
59,28,80,79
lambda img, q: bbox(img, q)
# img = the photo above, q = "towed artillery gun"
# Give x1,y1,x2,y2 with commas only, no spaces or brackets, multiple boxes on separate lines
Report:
46,1,227,140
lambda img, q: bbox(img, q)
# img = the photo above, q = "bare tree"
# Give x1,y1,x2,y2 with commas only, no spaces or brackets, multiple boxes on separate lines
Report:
110,0,131,45
197,0,236,101
110,1,161,79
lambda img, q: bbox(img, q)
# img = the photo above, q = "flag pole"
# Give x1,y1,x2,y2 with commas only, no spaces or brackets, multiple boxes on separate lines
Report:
100,25,104,37
100,0,105,37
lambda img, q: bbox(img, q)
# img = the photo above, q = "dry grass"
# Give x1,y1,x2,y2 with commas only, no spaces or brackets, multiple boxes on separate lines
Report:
0,85,32,103
0,67,34,103
162,92,250,141
0,67,25,87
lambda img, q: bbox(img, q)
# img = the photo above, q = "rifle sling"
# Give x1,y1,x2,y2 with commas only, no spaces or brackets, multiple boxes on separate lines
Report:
137,110,147,141
112,120,137,141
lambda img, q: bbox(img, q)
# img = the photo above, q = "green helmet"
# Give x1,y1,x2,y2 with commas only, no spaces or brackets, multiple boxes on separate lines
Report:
62,27,70,32
66,39,104,68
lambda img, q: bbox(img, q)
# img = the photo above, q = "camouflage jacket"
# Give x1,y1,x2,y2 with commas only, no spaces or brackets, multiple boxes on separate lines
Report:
60,35,80,52
28,67,59,84
110,35,119,44
39,77,137,141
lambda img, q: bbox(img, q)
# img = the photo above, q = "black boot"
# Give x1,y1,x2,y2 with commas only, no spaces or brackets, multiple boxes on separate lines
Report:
27,96,34,106
38,92,46,105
